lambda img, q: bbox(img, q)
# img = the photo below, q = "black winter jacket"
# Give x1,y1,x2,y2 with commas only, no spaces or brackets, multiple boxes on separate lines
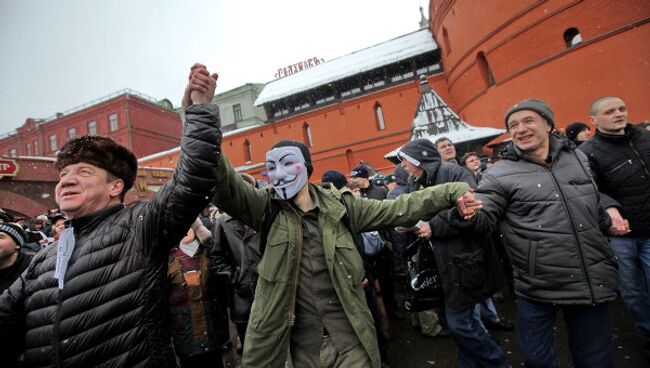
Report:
579,124,650,237
450,134,618,305
0,104,222,368
211,215,261,323
408,160,503,311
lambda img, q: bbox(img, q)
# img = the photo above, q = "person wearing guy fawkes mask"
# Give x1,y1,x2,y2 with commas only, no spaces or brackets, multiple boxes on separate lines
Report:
209,138,480,368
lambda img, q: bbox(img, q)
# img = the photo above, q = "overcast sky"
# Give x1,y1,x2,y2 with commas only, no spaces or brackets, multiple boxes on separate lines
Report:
0,0,428,134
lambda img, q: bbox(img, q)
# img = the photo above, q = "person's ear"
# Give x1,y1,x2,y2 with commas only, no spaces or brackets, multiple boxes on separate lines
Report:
109,179,125,199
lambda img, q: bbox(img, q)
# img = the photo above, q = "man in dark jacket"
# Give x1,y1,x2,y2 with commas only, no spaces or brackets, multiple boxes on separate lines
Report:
450,98,618,368
211,173,262,350
0,63,222,368
398,138,508,368
580,96,650,360
349,165,389,200
0,223,31,293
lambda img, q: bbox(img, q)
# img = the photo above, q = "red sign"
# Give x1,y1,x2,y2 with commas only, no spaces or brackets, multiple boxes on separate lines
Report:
274,57,325,79
0,159,19,178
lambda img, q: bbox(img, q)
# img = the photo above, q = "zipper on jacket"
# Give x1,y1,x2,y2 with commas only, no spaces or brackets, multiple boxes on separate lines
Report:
606,159,632,174
629,140,650,178
54,292,63,367
547,166,596,304
288,213,303,326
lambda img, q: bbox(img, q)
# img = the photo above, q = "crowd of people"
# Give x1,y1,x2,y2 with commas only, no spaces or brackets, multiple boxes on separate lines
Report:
0,63,649,368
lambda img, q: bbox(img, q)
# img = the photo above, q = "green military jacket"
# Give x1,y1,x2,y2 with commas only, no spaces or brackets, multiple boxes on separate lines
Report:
212,154,469,368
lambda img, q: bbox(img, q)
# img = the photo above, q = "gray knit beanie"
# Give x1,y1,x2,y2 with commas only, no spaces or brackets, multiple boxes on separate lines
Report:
504,98,555,130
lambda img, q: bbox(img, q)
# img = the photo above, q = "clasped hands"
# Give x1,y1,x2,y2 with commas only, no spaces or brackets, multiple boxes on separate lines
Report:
415,189,482,239
182,63,219,109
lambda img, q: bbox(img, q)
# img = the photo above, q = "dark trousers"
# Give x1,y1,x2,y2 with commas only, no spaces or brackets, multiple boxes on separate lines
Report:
445,305,508,368
516,297,615,368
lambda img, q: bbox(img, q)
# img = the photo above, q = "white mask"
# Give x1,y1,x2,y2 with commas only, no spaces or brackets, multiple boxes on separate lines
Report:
266,146,309,200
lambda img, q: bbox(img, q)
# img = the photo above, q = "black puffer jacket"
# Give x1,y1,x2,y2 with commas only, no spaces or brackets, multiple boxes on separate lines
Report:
579,124,650,237
0,104,222,368
408,160,503,311
450,134,618,305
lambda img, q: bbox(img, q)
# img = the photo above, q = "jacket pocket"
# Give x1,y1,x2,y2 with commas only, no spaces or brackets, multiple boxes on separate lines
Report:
451,248,485,291
257,228,291,282
335,240,365,287
606,159,633,175
528,241,538,278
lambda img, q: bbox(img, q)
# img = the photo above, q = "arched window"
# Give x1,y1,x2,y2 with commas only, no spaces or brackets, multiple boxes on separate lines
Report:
244,139,252,163
476,51,495,87
375,103,386,130
345,149,355,171
442,27,451,55
563,28,582,48
303,123,313,147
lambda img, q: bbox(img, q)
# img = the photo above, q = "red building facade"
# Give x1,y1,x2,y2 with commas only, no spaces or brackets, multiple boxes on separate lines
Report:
0,89,182,159
429,0,650,128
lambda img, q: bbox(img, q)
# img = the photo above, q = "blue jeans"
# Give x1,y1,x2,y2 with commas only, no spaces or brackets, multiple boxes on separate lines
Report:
446,305,508,368
516,298,615,368
473,298,500,332
608,236,650,339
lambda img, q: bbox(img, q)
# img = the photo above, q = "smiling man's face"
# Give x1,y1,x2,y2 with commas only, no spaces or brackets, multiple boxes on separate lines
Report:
265,146,308,200
55,162,123,219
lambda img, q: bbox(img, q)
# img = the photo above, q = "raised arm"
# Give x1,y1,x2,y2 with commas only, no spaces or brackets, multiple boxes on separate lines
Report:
140,64,222,258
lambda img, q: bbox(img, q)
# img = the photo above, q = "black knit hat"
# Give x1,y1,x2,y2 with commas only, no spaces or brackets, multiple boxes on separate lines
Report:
0,222,26,248
398,139,440,167
321,170,347,190
504,98,555,130
350,165,369,179
565,122,590,142
271,140,313,178
55,135,138,200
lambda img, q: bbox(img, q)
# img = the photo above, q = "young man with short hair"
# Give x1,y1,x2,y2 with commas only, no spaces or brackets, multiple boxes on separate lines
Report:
580,96,650,360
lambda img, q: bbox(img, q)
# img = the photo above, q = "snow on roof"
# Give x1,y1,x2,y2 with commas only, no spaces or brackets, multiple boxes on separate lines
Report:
384,82,506,160
255,28,438,106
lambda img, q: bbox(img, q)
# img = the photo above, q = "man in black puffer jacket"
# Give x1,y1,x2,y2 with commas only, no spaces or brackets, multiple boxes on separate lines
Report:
579,96,650,361
0,63,221,368
449,99,618,368
398,138,508,368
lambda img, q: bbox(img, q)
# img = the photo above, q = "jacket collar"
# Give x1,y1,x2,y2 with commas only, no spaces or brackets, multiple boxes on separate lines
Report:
594,123,634,142
68,203,125,235
500,133,571,164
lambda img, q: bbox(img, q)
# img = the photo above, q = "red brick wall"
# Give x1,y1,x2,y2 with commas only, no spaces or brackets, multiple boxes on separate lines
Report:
430,0,650,129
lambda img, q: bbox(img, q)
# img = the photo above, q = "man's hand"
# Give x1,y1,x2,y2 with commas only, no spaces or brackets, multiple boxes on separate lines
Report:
415,220,432,239
181,63,219,109
606,207,630,236
457,189,482,220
